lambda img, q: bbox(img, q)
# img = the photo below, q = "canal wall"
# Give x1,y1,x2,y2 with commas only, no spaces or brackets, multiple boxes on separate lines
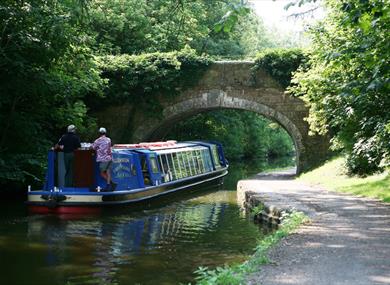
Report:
237,168,318,223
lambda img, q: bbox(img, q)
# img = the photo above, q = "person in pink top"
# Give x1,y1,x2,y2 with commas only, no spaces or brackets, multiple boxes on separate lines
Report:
92,127,116,191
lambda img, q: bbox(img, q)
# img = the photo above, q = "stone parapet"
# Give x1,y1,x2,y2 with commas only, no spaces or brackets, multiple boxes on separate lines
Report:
95,61,330,173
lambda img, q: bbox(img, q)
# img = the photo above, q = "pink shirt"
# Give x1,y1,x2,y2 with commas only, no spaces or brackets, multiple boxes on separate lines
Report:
92,135,112,162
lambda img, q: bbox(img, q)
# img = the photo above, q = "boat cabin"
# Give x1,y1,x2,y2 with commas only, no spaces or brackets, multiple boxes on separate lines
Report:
45,141,227,192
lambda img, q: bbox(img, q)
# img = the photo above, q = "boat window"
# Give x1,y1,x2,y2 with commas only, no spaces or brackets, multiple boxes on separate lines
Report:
197,149,205,173
179,152,188,178
158,155,165,174
159,155,172,182
172,153,182,179
184,151,193,176
149,157,159,174
211,145,222,169
185,152,192,177
141,157,147,171
168,153,177,180
202,149,212,172
141,157,151,185
191,151,198,175
150,146,215,180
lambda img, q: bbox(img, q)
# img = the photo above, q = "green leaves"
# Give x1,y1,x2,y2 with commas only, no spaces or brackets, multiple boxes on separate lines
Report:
358,12,372,33
0,0,103,188
214,3,250,33
165,110,294,161
290,0,390,175
254,48,308,88
97,49,210,115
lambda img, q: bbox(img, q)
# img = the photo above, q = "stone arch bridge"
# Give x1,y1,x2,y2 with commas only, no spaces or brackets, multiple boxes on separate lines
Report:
95,61,329,173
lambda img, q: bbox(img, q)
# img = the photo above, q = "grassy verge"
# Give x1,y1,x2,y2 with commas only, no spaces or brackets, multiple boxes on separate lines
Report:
298,157,390,203
193,211,308,285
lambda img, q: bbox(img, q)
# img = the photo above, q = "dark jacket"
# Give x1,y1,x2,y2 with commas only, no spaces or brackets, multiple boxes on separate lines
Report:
57,132,81,153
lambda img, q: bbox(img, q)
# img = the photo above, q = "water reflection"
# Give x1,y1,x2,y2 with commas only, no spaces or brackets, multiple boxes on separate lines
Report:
0,157,294,285
4,190,254,285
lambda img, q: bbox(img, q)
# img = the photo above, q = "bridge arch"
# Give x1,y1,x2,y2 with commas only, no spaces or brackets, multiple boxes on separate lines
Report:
96,61,329,173
133,90,304,173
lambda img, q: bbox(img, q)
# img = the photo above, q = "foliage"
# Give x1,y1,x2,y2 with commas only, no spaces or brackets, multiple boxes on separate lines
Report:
87,0,299,59
165,109,295,161
299,156,390,202
0,0,104,188
339,174,390,203
254,48,307,88
194,265,243,285
214,2,251,33
94,48,210,113
88,0,211,54
250,204,265,215
87,0,260,58
193,211,308,285
284,0,321,15
290,0,390,175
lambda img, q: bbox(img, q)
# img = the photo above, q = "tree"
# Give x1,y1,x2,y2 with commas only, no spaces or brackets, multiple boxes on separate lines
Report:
290,0,390,174
165,110,294,160
86,0,285,58
0,0,103,187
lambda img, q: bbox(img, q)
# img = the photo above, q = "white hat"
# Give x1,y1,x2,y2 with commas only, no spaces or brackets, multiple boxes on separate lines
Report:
99,127,107,134
67,124,76,133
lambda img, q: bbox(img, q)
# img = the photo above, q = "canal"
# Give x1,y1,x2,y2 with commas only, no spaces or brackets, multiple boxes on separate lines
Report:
0,158,294,285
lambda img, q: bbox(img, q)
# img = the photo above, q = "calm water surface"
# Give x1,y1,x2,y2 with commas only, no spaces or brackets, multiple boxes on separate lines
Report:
0,158,293,285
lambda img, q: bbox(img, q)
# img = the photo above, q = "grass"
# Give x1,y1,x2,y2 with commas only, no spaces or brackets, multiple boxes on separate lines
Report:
193,211,308,285
298,157,390,203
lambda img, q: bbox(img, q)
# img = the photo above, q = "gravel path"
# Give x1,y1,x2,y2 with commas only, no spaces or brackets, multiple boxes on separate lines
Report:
237,170,390,285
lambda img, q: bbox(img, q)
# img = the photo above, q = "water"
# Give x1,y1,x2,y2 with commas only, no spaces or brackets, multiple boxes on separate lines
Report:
0,158,294,285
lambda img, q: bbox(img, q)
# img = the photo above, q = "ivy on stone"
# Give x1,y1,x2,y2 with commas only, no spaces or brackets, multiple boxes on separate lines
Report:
95,48,211,115
253,49,307,88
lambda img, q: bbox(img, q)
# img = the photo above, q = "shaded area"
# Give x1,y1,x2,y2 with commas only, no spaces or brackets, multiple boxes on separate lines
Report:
238,172,390,285
162,109,295,162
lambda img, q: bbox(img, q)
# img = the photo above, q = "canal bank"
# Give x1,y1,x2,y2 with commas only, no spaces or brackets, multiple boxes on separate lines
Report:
237,169,390,285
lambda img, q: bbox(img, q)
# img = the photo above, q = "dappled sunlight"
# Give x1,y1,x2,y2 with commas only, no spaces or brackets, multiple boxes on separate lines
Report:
299,157,390,202
265,275,309,285
370,275,390,284
188,190,238,205
240,167,390,285
339,174,390,202
326,244,345,248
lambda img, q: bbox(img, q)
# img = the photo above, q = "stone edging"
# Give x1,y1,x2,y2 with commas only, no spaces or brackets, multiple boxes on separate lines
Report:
243,191,291,225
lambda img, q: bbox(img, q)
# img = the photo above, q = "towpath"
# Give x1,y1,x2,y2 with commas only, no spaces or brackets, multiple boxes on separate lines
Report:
237,169,390,285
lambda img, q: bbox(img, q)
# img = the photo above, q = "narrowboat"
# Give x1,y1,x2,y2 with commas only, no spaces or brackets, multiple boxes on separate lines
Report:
27,140,228,214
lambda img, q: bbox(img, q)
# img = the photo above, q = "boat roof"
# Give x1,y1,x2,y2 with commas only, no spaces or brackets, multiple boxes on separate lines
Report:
113,141,213,152
113,140,178,150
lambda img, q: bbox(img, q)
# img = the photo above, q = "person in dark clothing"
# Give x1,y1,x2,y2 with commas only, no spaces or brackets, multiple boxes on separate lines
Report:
55,124,81,187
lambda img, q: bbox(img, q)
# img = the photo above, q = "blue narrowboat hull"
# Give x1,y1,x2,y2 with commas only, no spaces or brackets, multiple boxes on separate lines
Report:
27,167,228,213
